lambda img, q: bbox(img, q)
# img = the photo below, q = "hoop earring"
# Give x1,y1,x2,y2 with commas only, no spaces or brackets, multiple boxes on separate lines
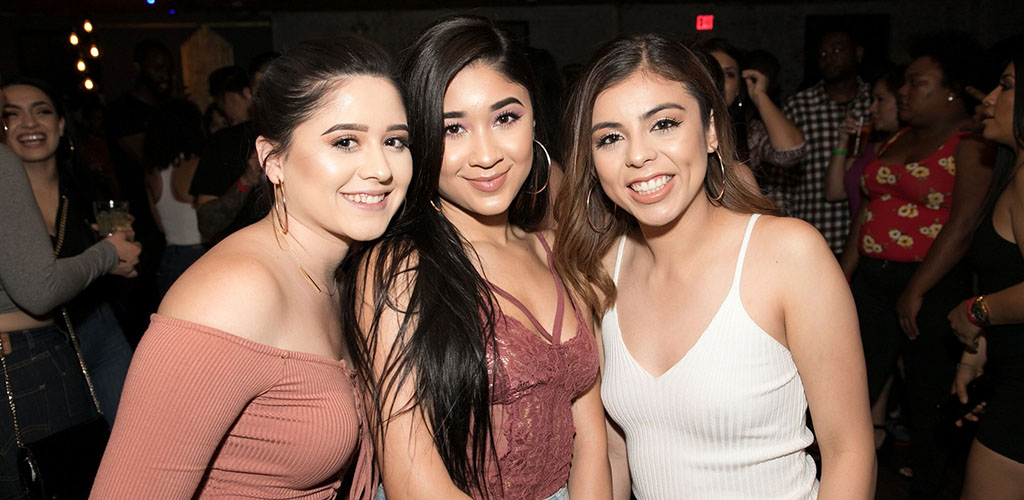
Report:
527,139,551,195
586,185,613,233
710,150,726,202
429,198,441,212
273,181,289,234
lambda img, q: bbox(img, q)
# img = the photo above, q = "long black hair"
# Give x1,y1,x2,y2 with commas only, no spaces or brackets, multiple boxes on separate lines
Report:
341,14,547,497
982,38,1024,211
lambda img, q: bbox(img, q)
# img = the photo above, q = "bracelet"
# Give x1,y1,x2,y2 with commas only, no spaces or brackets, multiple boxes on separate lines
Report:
236,180,251,194
832,147,848,156
966,297,982,326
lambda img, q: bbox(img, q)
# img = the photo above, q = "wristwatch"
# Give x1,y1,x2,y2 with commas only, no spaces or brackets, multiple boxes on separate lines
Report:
969,295,991,326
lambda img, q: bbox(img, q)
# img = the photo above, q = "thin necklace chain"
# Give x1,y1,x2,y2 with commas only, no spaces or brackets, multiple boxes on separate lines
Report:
282,234,338,296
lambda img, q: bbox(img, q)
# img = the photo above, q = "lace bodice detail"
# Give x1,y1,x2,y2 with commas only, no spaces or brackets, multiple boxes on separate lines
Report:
480,233,599,500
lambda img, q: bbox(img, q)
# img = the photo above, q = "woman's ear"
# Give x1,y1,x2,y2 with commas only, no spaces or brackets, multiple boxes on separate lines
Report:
255,136,282,183
706,110,720,153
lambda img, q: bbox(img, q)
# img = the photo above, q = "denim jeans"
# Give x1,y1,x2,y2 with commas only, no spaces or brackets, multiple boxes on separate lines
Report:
374,484,569,500
75,302,132,427
0,324,97,500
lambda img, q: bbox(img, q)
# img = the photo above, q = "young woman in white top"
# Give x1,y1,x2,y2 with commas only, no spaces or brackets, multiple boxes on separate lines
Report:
554,34,876,500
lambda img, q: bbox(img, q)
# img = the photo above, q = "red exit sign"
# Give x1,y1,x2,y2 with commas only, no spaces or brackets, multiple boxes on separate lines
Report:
696,15,714,31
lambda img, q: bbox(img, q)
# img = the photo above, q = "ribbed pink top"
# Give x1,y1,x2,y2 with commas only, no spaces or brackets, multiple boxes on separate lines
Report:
90,314,376,500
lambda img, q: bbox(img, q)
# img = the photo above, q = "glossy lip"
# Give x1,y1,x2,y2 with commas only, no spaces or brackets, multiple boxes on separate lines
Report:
340,189,391,210
464,169,509,193
626,173,675,203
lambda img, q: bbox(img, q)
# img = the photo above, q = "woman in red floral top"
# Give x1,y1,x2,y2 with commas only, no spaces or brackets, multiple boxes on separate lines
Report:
838,32,995,498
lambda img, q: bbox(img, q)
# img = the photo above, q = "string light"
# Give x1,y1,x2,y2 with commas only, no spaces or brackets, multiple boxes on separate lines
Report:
84,78,95,90
83,20,93,33
76,60,86,72
89,45,100,58
69,33,80,46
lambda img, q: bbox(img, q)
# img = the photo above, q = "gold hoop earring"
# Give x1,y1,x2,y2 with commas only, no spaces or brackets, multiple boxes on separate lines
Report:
710,150,726,202
527,139,551,195
429,198,441,212
273,181,289,234
586,185,613,233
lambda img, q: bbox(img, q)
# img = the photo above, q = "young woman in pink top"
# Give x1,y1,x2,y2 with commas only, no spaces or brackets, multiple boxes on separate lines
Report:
342,15,609,500
90,36,412,499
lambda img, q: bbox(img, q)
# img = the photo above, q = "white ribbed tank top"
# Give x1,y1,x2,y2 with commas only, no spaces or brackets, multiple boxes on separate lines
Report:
154,167,201,246
601,214,819,500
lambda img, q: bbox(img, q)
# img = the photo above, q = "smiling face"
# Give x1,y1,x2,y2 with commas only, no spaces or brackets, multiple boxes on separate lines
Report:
981,63,1016,149
437,63,534,220
261,75,412,243
590,71,717,228
711,51,740,107
869,78,900,134
2,84,65,166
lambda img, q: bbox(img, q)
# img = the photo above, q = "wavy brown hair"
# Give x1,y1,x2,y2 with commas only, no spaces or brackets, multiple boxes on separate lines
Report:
554,34,778,318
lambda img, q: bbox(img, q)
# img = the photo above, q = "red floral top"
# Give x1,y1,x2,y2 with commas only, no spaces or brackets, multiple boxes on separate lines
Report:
858,129,964,262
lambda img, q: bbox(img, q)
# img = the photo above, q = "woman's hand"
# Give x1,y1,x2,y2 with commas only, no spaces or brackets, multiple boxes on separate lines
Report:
742,69,769,105
835,111,859,149
951,362,986,427
896,290,923,340
105,230,142,278
948,299,983,350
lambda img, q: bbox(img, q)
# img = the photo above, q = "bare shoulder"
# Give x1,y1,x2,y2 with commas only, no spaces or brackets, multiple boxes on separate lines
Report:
752,215,832,262
158,230,286,342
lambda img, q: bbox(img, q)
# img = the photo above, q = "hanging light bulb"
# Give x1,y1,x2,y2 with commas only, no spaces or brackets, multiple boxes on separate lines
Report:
83,20,94,33
84,78,95,90
76,59,87,72
89,44,100,58
69,32,80,46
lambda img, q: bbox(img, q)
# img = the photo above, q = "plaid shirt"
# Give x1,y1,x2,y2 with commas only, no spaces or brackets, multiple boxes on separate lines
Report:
780,79,871,252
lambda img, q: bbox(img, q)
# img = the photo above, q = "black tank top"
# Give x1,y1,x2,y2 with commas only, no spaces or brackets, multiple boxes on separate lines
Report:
970,211,1024,386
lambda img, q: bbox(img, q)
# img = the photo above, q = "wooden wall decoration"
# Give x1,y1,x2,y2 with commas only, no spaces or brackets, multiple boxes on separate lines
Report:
181,25,233,111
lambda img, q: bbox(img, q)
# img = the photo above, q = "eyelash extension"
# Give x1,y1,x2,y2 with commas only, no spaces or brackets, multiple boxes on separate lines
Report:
444,122,465,136
386,136,410,150
332,136,357,149
652,117,680,131
495,110,522,127
595,133,622,149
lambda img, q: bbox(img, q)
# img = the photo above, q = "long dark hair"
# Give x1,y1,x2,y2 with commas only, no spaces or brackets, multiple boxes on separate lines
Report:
341,14,547,497
982,43,1024,212
554,34,778,318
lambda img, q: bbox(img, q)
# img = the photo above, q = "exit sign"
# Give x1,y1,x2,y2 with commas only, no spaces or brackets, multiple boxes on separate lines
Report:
696,15,714,31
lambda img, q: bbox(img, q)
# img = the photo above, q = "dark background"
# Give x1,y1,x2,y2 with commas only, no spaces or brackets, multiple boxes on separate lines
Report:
1,0,1019,108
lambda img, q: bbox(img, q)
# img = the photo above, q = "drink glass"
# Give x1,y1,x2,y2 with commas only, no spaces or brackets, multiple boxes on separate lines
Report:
93,200,130,236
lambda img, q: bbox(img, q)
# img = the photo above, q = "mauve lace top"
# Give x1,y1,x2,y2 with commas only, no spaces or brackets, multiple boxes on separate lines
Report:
481,233,599,500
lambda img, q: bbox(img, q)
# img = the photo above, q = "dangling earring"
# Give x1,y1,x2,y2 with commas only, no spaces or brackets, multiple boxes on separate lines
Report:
710,150,726,202
586,185,613,233
527,139,552,195
273,180,289,234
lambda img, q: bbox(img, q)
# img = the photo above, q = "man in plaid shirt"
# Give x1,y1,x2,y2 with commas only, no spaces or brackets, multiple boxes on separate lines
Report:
780,31,871,253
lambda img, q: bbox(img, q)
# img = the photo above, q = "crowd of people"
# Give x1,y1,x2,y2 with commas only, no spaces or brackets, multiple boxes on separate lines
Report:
0,12,1021,500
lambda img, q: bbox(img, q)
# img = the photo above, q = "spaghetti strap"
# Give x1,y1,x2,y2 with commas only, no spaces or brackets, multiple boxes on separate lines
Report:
613,235,627,285
731,214,760,290
486,232,567,345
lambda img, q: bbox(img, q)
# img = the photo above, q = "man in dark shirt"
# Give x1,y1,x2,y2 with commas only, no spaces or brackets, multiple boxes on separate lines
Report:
104,39,173,344
189,66,264,245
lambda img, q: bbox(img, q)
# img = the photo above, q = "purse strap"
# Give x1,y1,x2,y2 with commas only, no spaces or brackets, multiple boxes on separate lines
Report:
0,194,105,448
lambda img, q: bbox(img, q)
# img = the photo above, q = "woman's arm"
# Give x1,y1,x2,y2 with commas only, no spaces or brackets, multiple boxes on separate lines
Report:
744,69,806,152
776,219,876,499
568,372,611,499
353,256,472,500
90,315,278,499
839,203,868,280
896,135,995,338
0,145,119,315
824,114,859,202
606,418,630,500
